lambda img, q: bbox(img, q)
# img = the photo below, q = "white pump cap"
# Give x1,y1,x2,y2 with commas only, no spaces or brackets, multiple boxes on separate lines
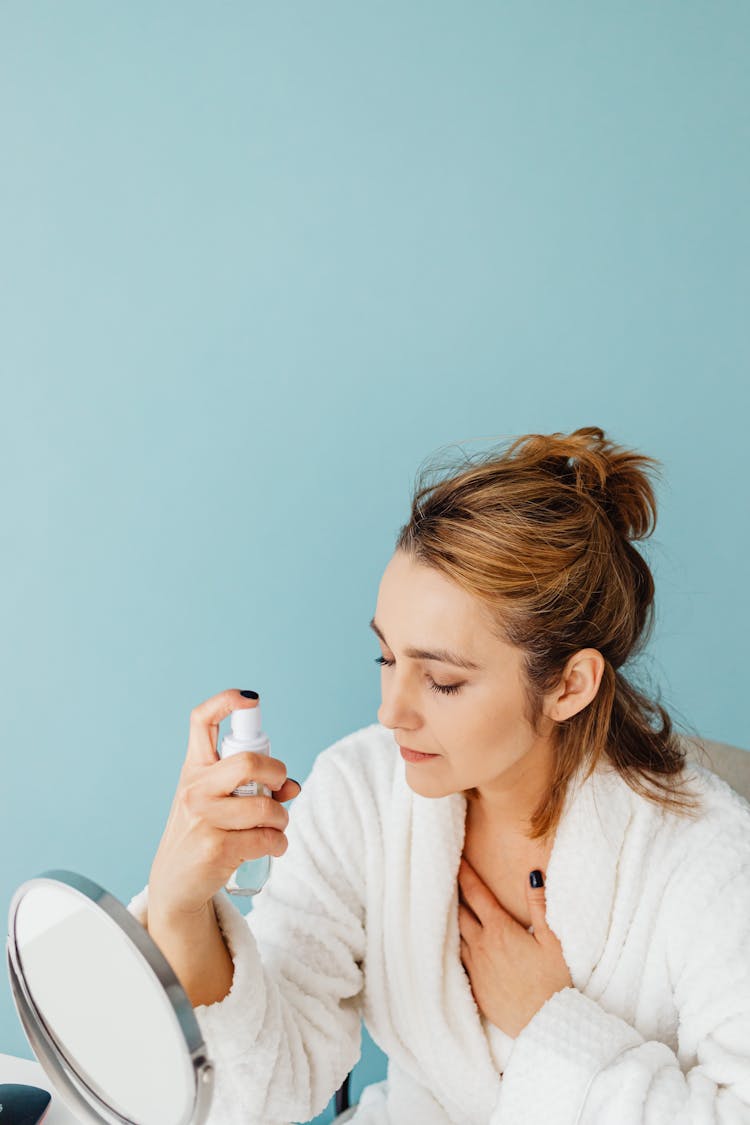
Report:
230,703,263,743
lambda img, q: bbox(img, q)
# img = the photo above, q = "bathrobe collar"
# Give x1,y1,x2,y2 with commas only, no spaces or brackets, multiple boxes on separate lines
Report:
386,747,636,1124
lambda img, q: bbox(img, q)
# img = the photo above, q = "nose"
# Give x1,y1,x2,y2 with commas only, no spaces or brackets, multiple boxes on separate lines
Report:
377,666,420,731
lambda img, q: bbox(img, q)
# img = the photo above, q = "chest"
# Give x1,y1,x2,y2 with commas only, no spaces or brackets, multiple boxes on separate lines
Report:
461,822,553,933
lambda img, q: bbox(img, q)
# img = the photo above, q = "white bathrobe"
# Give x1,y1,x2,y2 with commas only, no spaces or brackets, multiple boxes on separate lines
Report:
127,721,750,1124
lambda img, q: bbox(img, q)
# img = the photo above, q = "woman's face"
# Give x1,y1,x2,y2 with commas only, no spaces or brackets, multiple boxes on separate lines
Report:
373,549,556,807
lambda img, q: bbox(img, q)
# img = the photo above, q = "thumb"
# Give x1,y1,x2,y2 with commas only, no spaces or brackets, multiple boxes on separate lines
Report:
526,869,548,936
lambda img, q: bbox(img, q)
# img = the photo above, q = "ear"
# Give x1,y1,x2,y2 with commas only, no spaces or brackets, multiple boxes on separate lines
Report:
545,648,605,723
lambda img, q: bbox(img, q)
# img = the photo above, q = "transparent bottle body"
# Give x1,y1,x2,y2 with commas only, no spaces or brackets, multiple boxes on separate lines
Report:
225,779,274,896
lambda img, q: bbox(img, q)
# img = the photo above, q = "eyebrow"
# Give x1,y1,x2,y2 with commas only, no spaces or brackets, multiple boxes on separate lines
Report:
368,617,482,671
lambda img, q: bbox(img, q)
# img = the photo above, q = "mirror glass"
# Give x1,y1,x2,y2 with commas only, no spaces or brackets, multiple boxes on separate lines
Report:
10,876,203,1125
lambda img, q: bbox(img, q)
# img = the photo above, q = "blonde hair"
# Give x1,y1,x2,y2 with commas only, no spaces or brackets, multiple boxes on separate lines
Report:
395,425,707,841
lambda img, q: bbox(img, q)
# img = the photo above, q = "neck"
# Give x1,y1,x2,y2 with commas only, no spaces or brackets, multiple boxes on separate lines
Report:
462,734,556,841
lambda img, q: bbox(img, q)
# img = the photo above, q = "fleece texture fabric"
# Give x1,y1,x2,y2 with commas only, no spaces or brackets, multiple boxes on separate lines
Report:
127,721,750,1124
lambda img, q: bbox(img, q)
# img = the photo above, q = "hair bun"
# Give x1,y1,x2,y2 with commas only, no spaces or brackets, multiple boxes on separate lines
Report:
508,425,661,542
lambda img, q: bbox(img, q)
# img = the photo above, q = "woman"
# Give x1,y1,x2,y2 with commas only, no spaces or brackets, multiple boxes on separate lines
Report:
128,426,750,1124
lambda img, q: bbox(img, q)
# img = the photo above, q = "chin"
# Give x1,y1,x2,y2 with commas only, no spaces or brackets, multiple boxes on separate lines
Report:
403,775,453,799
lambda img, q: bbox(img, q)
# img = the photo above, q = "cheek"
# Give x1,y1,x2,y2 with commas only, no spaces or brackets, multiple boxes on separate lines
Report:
471,685,521,732
450,690,527,759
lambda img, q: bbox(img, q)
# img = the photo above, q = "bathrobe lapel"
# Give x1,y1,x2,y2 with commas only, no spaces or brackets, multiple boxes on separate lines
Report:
383,756,635,1124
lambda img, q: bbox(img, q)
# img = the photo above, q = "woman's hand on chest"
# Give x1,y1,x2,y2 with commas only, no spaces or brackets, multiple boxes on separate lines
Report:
457,854,574,1038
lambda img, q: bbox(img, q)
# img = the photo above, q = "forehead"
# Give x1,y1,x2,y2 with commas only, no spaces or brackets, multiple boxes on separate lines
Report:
377,551,496,643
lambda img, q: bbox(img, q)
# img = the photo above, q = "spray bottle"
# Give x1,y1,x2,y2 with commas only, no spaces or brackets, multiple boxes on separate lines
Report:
218,695,273,896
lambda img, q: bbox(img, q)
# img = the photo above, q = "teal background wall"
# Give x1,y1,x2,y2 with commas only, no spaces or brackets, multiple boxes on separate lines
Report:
1,3,748,1121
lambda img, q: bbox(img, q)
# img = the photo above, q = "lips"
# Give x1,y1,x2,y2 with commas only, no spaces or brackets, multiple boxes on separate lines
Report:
399,745,439,762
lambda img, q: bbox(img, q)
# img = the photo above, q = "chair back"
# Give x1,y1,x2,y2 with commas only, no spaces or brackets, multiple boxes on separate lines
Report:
680,734,750,804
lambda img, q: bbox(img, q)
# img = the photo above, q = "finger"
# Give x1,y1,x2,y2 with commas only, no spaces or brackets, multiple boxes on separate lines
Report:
203,792,290,832
187,689,260,767
458,885,480,925
228,825,290,863
203,751,290,798
458,859,498,925
526,869,548,936
273,777,303,802
458,902,482,938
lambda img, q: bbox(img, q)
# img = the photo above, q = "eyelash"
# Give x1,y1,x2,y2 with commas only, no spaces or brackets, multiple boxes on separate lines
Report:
373,655,463,696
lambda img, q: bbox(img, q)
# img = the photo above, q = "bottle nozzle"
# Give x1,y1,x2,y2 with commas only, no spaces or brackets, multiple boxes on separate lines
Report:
231,701,263,742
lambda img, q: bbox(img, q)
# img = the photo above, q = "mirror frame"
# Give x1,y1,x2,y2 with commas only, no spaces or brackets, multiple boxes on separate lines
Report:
6,869,214,1125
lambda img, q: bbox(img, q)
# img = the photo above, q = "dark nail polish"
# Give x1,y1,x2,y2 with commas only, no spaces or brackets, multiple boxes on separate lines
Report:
240,690,259,699
529,870,544,888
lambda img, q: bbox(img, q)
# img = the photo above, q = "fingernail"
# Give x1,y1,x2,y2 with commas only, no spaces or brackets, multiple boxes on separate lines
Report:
288,777,302,790
529,870,544,888
240,690,259,699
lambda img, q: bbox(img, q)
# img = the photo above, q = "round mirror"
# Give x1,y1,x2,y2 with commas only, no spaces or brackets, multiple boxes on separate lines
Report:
6,870,214,1124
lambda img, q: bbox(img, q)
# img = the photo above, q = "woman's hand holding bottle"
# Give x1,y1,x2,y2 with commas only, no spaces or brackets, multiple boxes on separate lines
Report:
148,689,301,924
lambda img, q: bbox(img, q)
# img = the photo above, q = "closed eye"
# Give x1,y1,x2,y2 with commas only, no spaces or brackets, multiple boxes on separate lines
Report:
374,655,464,696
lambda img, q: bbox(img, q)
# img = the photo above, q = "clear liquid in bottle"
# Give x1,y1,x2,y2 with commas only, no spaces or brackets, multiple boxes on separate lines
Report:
219,702,273,897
